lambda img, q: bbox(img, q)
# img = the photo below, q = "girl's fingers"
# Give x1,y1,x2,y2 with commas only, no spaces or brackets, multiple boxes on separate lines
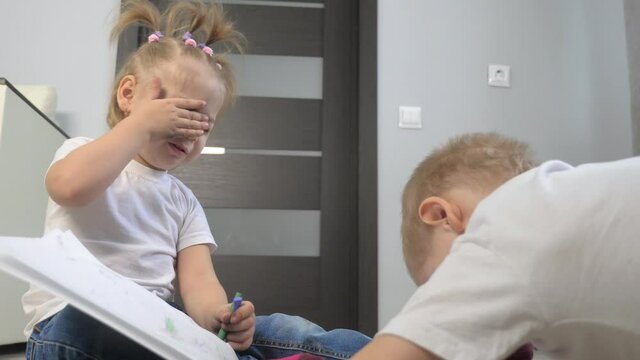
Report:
174,128,205,139
177,108,209,123
216,301,255,352
226,337,253,351
175,118,209,133
170,97,207,110
230,301,255,324
221,315,255,333
224,326,255,351
176,107,209,121
184,118,210,131
216,301,256,330
225,332,253,348
225,329,253,342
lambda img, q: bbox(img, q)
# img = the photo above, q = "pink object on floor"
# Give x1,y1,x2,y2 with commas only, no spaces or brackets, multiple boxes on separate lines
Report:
271,354,323,360
505,343,534,360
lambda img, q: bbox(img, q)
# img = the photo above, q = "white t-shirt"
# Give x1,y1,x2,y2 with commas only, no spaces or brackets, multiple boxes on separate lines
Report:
22,137,216,336
381,157,640,360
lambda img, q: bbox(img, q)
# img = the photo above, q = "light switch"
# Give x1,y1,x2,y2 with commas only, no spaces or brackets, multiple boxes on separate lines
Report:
399,106,422,129
488,64,511,88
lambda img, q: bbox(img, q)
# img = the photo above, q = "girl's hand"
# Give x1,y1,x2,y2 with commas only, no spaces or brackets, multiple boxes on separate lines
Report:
216,300,256,351
127,77,210,141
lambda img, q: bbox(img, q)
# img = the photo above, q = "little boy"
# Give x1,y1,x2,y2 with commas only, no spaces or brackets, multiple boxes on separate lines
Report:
354,132,640,360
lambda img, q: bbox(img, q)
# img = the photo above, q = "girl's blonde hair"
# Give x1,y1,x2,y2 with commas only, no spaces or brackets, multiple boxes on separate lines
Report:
107,0,245,128
401,132,537,275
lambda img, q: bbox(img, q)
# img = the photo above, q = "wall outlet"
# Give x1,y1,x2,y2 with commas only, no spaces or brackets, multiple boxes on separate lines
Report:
488,64,511,88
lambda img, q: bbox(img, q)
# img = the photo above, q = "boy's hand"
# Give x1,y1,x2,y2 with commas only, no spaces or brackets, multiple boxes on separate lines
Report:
216,300,256,351
128,77,210,141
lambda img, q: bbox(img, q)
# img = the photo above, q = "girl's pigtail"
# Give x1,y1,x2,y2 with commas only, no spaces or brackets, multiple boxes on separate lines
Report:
110,0,161,43
161,1,244,54
204,4,245,54
200,3,245,110
164,1,199,38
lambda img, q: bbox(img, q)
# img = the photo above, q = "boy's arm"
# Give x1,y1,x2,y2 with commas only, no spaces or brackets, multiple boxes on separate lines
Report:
352,335,439,360
177,244,255,350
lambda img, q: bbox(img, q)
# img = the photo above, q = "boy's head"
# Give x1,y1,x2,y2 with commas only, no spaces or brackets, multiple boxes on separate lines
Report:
107,0,245,129
401,132,536,285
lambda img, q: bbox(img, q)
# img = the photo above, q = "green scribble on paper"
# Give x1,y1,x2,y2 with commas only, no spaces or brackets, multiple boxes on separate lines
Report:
165,316,176,335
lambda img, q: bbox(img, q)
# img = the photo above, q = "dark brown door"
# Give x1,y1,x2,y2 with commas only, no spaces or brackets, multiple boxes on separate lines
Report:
118,0,371,332
173,0,359,330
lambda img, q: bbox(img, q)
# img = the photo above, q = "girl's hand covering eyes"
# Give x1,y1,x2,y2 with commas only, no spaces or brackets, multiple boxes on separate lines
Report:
128,77,210,141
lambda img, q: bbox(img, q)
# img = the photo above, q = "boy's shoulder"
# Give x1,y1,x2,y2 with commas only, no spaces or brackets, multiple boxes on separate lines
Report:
491,157,640,202
461,160,578,252
466,157,640,253
477,160,573,210
499,160,573,191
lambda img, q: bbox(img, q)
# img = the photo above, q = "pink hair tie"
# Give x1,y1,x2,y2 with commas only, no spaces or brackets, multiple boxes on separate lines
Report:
181,31,218,66
182,32,197,48
147,31,163,43
202,46,214,57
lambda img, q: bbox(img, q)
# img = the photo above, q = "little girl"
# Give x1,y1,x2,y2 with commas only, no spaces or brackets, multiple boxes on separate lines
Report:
23,1,370,359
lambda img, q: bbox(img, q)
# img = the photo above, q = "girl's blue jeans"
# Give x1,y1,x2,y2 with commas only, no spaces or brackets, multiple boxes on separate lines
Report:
25,305,371,360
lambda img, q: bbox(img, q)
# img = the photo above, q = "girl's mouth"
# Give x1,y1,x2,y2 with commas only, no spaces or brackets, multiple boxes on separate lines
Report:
169,142,187,154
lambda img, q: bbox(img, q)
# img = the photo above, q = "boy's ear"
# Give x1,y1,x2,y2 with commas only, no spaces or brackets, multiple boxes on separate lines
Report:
418,196,464,234
116,75,137,115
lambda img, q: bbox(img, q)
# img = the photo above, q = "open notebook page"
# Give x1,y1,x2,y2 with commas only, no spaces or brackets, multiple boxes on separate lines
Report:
0,229,236,360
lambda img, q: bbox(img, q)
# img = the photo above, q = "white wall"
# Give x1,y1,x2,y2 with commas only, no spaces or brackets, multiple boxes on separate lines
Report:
0,0,120,138
378,0,632,328
0,85,69,344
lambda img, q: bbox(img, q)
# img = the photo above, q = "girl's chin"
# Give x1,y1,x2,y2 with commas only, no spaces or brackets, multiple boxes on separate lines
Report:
148,163,169,171
142,158,174,171
136,151,186,171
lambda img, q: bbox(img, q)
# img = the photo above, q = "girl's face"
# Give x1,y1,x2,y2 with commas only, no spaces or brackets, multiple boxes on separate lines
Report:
134,57,225,171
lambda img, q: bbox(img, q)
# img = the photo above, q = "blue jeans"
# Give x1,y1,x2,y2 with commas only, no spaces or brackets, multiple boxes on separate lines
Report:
236,313,370,360
25,306,370,360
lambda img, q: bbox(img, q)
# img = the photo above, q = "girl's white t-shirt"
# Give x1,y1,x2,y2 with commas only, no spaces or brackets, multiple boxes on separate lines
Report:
22,137,216,337
381,157,640,360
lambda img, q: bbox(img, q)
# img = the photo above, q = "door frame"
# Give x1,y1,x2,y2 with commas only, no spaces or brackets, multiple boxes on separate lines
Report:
320,0,378,335
357,0,378,336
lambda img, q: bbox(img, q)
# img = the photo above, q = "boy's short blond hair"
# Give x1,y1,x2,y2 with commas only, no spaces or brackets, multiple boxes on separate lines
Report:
401,132,537,276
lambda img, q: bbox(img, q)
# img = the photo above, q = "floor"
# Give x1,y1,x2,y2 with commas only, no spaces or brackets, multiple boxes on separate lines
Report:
0,344,25,360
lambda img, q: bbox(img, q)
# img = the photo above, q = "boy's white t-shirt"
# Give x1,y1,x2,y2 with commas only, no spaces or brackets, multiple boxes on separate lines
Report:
381,157,640,360
22,137,216,337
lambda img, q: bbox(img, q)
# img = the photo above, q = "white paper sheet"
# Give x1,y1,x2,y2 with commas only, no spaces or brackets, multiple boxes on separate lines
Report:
0,229,236,360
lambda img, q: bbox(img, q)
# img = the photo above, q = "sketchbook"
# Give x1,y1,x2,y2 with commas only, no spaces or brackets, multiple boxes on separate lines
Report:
0,229,236,360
